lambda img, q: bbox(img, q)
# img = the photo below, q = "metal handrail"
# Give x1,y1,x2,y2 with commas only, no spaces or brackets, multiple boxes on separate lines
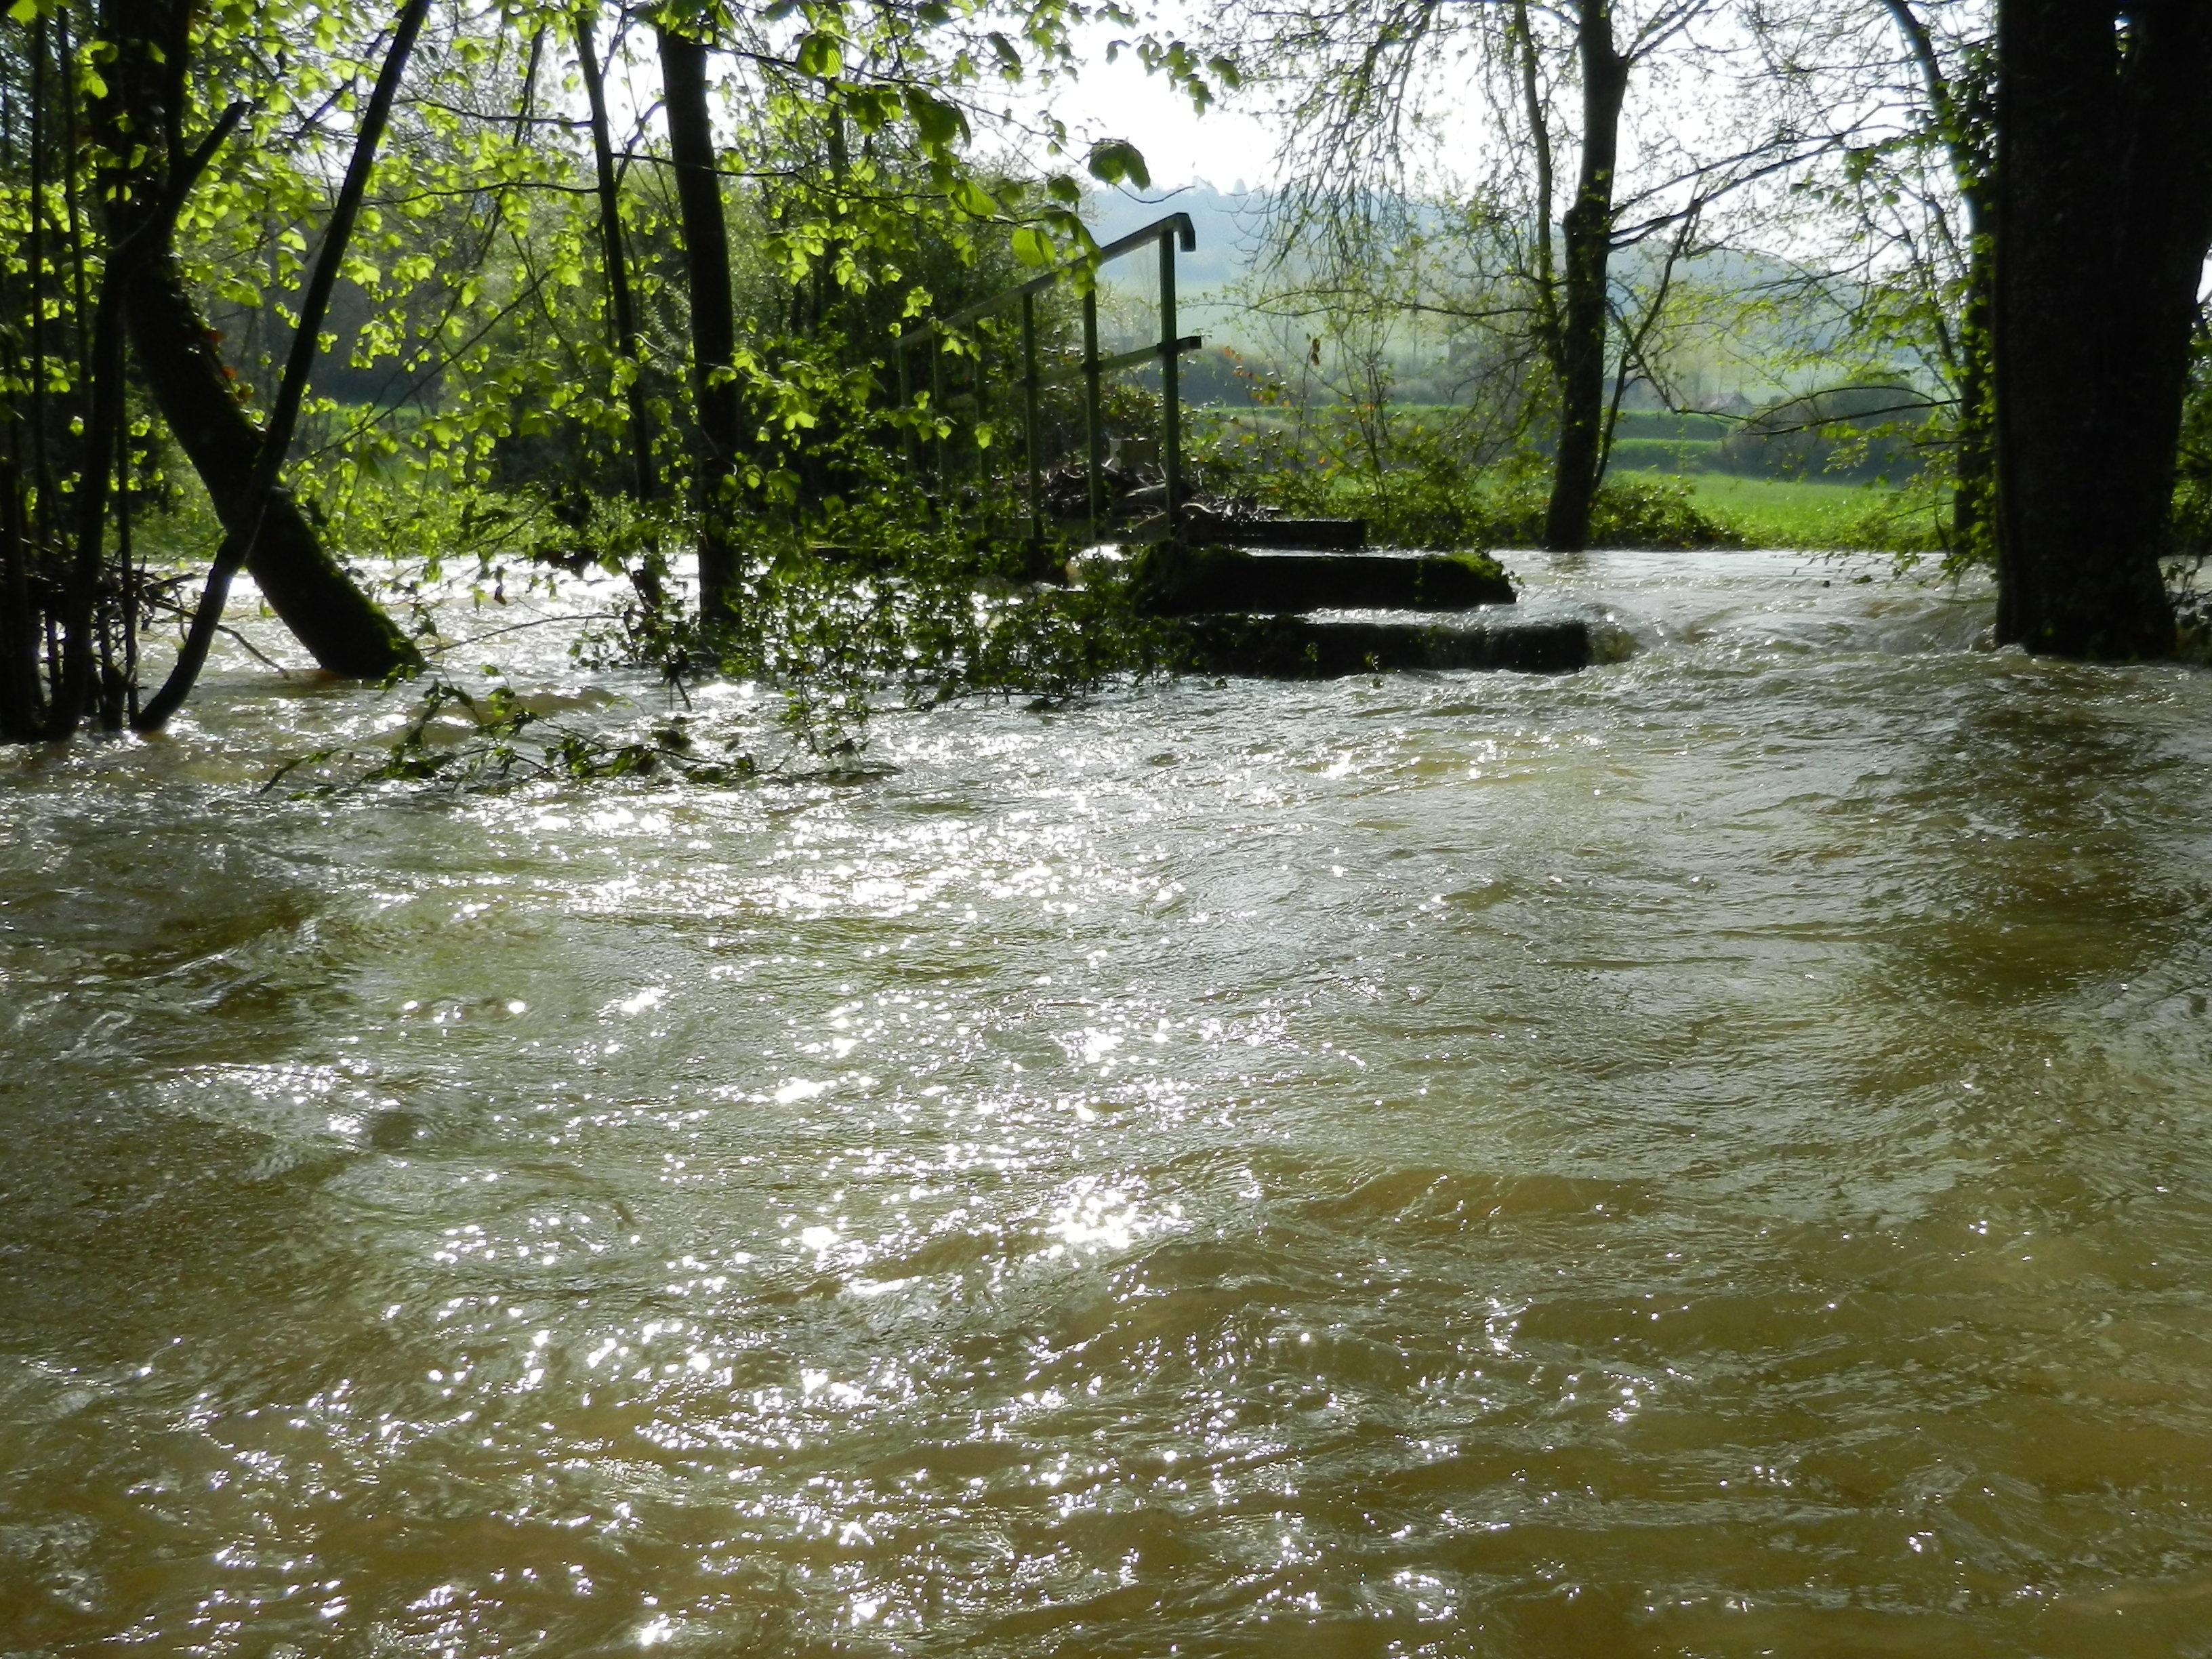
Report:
894,213,1196,348
893,212,1204,542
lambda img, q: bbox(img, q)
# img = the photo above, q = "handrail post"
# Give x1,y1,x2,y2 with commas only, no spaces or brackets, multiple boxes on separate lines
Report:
1021,293,1044,548
1158,228,1181,539
891,213,1197,547
1083,285,1104,542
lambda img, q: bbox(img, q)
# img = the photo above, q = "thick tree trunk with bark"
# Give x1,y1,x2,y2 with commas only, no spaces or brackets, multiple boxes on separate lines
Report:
1992,0,2212,657
1542,3,1628,554
93,0,419,682
656,24,743,635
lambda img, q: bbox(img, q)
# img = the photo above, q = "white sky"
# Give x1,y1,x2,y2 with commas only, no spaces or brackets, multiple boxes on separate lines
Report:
1044,44,1283,192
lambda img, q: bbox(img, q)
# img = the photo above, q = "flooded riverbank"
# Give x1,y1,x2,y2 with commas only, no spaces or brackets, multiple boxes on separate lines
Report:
6,550,2212,1656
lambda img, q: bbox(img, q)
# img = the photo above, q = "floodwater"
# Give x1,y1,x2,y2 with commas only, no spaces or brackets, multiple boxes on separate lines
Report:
5,550,2212,1658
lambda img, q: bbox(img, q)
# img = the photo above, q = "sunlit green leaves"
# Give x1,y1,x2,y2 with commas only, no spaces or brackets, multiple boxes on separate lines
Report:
794,30,842,77
5,0,1256,699
902,85,968,149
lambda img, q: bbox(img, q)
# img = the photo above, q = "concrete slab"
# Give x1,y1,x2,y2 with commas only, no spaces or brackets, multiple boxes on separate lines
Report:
1174,612,1592,677
1132,544,1515,615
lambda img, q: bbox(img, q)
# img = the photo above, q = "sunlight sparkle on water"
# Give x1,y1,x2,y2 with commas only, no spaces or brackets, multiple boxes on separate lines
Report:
7,553,2212,1654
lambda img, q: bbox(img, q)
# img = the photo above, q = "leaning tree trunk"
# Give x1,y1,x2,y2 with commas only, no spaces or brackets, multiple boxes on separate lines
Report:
656,23,743,636
123,248,422,678
134,0,433,729
1991,0,2212,657
93,0,419,682
1542,1,1629,554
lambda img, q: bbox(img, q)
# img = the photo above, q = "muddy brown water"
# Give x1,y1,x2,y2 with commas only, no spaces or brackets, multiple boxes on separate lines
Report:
5,550,2212,1656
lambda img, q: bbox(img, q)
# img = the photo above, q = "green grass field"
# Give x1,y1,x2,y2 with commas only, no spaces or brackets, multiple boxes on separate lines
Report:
1197,405,1946,553
1613,466,1944,553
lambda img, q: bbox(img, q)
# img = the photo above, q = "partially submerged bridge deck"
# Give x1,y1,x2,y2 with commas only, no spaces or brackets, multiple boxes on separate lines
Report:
899,217,1594,676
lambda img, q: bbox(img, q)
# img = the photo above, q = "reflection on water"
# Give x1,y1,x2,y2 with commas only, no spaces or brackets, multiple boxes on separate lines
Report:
5,550,2212,1656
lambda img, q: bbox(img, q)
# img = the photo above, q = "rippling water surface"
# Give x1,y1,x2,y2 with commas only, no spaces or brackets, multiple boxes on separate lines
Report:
6,550,2212,1657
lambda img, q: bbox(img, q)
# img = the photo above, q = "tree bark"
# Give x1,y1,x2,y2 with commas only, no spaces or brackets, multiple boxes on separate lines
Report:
50,220,130,734
1542,1,1628,554
577,7,655,503
93,0,419,682
1,447,39,741
656,23,743,635
1991,0,2212,657
3,20,54,740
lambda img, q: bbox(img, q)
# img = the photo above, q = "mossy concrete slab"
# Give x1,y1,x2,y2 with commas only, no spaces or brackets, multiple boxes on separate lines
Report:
1175,613,1591,677
1131,543,1514,616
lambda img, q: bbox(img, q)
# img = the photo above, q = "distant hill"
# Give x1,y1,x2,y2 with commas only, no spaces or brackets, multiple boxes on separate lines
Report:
1081,184,1921,411
1089,181,1267,291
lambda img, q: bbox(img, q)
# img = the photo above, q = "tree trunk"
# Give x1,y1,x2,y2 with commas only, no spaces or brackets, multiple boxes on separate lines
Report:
1991,0,2212,657
576,8,654,503
1542,2,1628,554
3,20,53,741
1,447,39,741
123,250,422,677
656,24,743,635
50,225,129,734
134,0,432,731
93,0,419,682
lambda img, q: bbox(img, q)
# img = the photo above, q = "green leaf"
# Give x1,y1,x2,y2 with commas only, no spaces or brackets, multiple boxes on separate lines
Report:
1010,226,1048,266
903,87,967,148
845,86,901,131
7,0,38,22
1086,139,1150,191
795,32,842,79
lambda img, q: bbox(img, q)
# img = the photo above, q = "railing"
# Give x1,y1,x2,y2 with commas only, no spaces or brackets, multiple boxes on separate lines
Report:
894,212,1202,543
